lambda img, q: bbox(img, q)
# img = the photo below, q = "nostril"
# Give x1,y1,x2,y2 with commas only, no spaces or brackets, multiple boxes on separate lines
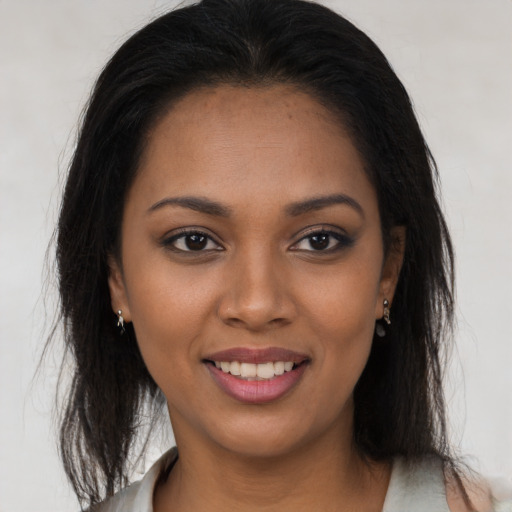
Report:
222,316,291,331
222,317,246,328
268,317,292,328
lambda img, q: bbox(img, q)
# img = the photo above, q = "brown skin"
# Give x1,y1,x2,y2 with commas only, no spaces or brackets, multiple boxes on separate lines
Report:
109,85,407,511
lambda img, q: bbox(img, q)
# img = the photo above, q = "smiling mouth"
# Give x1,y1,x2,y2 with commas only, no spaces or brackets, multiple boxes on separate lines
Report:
206,360,305,380
203,347,310,403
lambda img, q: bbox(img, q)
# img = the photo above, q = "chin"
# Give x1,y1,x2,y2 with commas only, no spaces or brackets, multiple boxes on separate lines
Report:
202,412,330,461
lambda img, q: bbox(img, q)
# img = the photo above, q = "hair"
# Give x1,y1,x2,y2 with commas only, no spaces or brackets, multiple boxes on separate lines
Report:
54,0,455,508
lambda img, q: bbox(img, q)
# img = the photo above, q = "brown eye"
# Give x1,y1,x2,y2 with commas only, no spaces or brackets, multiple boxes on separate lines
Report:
309,234,330,250
291,229,354,253
185,234,207,250
164,230,223,252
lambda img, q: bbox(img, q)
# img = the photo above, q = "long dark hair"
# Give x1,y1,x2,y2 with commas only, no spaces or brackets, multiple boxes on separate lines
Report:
54,0,455,507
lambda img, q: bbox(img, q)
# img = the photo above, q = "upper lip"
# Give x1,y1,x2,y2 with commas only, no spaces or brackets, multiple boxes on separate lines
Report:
203,347,309,364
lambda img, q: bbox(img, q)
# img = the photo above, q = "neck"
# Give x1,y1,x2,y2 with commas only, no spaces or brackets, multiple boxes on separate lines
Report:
154,416,391,512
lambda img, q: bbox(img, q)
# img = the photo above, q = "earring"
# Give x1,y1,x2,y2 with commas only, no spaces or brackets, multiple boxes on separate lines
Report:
117,309,125,335
375,298,391,338
383,299,391,325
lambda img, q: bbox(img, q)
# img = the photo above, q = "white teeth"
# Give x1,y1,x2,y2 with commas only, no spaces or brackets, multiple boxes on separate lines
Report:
230,360,241,376
256,362,275,379
240,362,257,378
214,361,297,380
274,361,285,375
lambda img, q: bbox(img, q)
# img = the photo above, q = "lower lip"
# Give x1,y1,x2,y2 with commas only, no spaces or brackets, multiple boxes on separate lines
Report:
206,363,307,404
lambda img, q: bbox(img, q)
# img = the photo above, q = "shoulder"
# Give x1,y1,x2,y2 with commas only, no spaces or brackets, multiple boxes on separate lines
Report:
446,470,512,512
383,455,451,511
92,479,145,512
384,456,512,512
90,448,178,512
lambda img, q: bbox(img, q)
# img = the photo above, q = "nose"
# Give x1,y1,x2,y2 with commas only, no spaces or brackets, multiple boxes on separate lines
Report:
217,248,296,332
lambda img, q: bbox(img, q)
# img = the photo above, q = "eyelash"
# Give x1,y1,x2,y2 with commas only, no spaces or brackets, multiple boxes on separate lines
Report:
162,229,223,253
161,227,354,254
290,228,354,253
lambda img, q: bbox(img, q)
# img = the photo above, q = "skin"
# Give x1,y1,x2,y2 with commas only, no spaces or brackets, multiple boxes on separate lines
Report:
109,85,407,511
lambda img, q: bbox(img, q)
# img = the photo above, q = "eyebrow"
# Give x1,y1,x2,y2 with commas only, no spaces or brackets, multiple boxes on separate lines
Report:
148,196,232,217
147,193,364,218
285,194,364,218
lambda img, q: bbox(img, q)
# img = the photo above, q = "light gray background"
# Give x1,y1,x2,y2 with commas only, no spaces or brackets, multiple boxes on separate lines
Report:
1,1,511,510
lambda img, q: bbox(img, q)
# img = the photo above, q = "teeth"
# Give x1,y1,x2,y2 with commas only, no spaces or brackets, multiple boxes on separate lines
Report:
274,361,285,375
230,360,241,376
240,362,257,378
256,362,275,379
215,361,297,380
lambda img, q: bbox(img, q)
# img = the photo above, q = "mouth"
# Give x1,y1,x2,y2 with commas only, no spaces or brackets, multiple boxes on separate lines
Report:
207,360,304,380
203,347,310,404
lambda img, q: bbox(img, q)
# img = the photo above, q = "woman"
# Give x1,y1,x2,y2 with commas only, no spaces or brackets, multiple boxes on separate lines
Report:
54,0,499,510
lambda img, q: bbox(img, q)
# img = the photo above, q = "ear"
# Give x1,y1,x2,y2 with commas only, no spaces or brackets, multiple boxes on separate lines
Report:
107,254,131,322
375,226,406,319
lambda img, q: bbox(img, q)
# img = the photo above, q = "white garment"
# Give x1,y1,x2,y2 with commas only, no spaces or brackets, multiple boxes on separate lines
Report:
93,449,509,512
92,449,176,512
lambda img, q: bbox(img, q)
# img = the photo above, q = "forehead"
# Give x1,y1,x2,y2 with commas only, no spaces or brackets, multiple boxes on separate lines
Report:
130,84,376,213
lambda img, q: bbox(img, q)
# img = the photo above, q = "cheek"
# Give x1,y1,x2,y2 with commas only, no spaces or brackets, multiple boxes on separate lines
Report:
125,278,207,407
299,253,383,338
297,249,382,397
311,281,377,381
121,254,233,393
123,233,221,324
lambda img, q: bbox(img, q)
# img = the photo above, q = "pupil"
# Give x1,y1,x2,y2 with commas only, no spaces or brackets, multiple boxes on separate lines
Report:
186,234,207,250
310,234,329,250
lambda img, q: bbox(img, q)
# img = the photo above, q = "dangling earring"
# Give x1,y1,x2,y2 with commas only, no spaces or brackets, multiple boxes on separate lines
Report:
375,298,391,338
117,309,125,335
383,299,391,325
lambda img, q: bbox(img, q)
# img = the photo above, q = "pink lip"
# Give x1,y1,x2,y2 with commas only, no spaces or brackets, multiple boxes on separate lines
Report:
203,347,309,364
203,347,310,404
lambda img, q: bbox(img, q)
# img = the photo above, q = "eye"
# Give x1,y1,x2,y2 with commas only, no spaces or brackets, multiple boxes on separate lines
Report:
163,230,223,252
290,229,353,252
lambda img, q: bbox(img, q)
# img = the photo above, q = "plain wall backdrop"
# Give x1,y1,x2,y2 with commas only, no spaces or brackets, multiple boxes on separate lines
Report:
1,1,511,510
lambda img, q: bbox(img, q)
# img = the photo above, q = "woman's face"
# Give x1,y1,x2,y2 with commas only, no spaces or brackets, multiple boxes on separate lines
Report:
109,85,403,458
